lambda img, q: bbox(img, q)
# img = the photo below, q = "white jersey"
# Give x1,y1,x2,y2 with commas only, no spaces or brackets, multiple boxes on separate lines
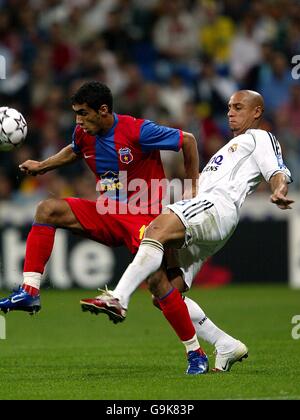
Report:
197,129,292,214
167,129,292,288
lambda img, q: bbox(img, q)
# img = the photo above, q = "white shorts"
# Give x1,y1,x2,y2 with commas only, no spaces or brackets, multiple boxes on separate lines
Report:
167,197,238,289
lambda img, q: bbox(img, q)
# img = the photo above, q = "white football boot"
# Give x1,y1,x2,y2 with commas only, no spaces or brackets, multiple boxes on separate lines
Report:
214,340,248,372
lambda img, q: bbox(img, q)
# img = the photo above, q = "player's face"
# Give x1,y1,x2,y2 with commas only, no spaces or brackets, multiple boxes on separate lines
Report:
227,93,261,137
72,103,107,135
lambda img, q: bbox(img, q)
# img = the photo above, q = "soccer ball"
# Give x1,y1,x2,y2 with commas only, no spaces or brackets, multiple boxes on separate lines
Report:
0,107,28,151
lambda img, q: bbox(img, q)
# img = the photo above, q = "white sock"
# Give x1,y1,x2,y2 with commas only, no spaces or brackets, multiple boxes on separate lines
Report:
184,297,239,354
23,272,42,289
182,333,201,353
113,239,164,308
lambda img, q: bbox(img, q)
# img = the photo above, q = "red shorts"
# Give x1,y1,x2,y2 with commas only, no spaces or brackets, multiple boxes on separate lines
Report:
65,198,156,254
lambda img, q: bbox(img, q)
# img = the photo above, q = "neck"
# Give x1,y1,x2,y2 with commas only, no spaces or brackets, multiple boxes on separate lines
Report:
233,121,261,137
100,113,115,135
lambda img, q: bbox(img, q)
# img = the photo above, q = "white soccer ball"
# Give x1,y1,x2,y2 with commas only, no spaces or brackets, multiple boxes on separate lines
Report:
0,107,28,151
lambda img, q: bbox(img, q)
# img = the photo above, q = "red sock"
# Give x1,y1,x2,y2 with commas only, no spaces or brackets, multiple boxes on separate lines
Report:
159,288,196,342
22,284,40,297
23,224,56,274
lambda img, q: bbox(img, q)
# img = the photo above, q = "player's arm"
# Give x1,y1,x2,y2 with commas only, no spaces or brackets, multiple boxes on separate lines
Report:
181,132,200,199
138,121,199,197
248,130,294,210
270,172,294,210
19,145,81,176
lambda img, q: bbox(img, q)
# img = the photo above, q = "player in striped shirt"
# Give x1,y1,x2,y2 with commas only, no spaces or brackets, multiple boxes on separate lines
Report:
0,81,198,315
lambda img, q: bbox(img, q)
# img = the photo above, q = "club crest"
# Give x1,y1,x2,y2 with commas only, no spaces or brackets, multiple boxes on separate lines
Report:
228,143,238,153
119,147,133,164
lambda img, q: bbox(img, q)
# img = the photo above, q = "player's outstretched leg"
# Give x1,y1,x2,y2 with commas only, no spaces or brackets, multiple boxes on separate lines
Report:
0,286,41,315
79,236,166,323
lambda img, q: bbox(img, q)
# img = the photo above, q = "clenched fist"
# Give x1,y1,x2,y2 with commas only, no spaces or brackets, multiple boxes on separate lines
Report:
19,160,47,176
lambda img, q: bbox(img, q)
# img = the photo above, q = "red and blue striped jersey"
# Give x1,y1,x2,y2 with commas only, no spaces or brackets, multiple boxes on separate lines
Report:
71,113,183,214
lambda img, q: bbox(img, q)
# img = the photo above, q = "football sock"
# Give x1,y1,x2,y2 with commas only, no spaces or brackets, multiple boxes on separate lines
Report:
113,238,164,308
183,334,203,353
22,273,41,296
159,288,199,347
22,223,56,295
184,296,239,354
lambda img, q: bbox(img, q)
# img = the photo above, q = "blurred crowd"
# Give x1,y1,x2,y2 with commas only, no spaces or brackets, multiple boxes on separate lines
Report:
0,0,300,204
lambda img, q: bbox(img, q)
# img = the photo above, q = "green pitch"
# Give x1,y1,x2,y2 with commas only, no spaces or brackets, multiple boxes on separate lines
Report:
0,285,299,400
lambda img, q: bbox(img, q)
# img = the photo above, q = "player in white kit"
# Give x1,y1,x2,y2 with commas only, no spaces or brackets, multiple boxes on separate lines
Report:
81,90,294,374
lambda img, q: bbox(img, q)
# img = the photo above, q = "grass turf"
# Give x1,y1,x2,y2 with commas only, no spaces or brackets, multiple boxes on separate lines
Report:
0,285,299,400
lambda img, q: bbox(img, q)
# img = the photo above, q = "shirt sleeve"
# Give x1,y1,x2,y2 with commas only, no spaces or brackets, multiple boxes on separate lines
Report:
71,126,82,154
139,120,183,152
248,129,292,183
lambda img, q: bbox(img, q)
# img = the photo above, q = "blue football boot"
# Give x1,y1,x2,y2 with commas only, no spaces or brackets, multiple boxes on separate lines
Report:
186,349,209,375
0,286,41,315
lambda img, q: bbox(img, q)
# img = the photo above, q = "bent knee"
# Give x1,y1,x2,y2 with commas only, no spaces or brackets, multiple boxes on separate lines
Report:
35,199,66,224
145,213,185,247
144,222,167,244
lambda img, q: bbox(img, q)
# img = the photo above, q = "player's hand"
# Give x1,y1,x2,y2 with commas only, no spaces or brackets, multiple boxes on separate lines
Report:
270,193,294,210
19,160,47,176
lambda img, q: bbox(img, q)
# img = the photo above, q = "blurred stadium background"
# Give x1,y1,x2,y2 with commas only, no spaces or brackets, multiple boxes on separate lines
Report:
1,0,300,290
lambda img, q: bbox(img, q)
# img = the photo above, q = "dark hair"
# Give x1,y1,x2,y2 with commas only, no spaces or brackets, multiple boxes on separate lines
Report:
71,81,113,113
